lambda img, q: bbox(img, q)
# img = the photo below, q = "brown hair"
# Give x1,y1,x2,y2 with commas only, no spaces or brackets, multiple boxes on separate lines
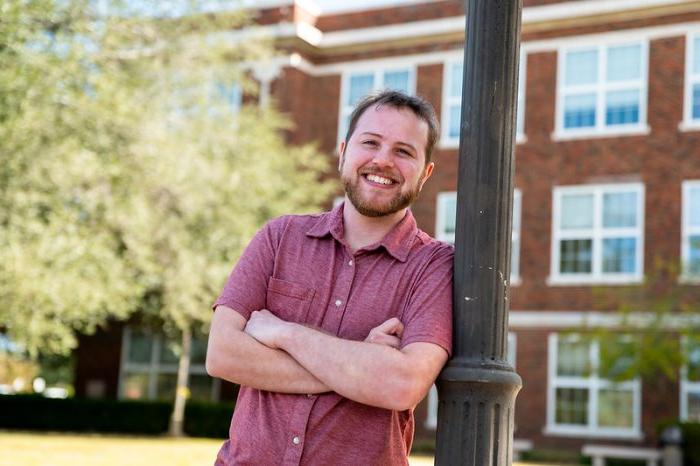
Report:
344,90,440,165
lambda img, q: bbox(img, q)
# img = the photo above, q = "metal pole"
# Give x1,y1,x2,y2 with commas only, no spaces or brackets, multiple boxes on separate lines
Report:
435,1,523,465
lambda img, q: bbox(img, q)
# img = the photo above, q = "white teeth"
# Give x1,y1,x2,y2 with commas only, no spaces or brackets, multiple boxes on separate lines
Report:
366,174,394,185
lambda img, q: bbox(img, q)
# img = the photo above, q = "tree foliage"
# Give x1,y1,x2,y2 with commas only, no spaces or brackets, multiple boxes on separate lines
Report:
0,0,335,357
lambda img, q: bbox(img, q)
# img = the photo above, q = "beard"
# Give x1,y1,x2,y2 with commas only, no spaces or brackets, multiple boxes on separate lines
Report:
342,170,423,218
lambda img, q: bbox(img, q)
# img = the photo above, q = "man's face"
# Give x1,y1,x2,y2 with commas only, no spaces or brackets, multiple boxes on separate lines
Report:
338,105,434,218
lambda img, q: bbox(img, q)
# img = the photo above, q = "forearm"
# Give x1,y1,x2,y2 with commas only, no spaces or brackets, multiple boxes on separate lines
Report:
278,324,421,410
210,331,330,394
206,307,330,394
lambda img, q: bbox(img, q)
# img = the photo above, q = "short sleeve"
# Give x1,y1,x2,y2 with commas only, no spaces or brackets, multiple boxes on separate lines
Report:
212,219,282,320
400,244,454,357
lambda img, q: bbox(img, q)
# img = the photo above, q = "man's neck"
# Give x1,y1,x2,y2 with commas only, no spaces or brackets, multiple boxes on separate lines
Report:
342,199,408,253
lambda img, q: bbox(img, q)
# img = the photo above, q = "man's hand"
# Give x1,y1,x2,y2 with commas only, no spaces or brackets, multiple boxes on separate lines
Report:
365,318,404,349
244,309,290,349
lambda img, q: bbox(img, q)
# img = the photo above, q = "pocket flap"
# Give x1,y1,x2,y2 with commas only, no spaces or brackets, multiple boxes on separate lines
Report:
267,277,315,301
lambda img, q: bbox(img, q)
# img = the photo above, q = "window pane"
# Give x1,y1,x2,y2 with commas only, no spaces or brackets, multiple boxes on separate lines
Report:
602,238,637,273
564,94,596,128
159,342,179,364
511,237,520,278
189,375,214,401
693,85,700,120
688,341,700,382
606,45,641,82
603,192,638,228
689,187,700,227
694,37,700,75
155,374,177,400
128,332,153,364
555,388,589,425
123,373,149,400
689,236,700,276
450,62,463,98
560,239,593,273
383,70,410,93
598,388,634,428
348,74,374,105
565,50,598,86
605,90,640,125
442,196,457,235
561,194,594,229
191,337,208,366
557,339,591,376
689,391,700,421
599,338,636,380
449,104,461,139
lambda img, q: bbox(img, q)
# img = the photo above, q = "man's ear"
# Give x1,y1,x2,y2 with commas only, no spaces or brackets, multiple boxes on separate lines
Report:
337,141,346,171
418,162,435,191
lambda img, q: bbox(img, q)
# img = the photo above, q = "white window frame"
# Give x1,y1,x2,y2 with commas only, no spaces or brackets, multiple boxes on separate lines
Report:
549,183,645,286
118,327,220,401
554,40,649,141
426,332,516,430
337,66,416,143
441,51,526,148
436,190,522,284
546,333,642,439
681,32,700,131
680,337,700,421
681,180,700,283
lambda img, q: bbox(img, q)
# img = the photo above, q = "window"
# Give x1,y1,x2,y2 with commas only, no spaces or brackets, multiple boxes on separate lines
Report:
682,181,700,280
683,33,700,128
681,338,700,421
119,328,219,402
547,333,641,438
426,332,517,429
338,68,414,141
442,53,525,147
556,42,648,138
551,184,644,284
436,190,522,283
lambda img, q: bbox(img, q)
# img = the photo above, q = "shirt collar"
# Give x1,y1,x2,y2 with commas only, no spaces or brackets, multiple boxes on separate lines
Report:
306,202,417,262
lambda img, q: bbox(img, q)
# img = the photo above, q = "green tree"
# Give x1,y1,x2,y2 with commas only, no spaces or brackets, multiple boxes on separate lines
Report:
582,261,700,383
1,0,335,435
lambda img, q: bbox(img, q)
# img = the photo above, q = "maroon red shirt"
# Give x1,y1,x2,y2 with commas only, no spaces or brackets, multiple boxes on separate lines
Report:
213,203,453,466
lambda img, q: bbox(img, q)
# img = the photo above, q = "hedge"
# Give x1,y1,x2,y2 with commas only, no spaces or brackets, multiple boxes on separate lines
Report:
0,395,234,438
681,422,700,466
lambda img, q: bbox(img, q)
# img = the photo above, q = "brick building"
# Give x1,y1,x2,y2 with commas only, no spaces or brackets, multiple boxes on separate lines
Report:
75,0,700,458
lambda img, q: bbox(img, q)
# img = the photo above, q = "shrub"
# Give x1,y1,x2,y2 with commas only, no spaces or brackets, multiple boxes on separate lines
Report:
0,394,234,438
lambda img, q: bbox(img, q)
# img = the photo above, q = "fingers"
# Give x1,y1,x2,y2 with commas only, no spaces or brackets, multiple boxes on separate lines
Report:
373,317,404,337
366,333,401,349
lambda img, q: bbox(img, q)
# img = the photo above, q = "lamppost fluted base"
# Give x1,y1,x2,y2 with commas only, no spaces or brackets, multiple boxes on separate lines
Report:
435,363,522,466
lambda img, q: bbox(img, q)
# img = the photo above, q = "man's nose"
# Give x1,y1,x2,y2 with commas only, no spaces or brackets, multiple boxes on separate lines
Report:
371,146,394,167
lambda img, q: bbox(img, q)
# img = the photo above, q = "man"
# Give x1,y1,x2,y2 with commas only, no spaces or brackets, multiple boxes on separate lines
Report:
206,90,453,465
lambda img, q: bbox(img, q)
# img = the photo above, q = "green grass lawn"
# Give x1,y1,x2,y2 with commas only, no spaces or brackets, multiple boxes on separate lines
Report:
0,431,562,465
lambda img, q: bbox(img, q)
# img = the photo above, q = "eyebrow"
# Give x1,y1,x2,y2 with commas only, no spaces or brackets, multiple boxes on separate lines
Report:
359,132,418,154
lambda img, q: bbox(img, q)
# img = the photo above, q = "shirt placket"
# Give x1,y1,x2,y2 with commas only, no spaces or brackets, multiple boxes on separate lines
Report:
281,396,318,465
324,250,356,336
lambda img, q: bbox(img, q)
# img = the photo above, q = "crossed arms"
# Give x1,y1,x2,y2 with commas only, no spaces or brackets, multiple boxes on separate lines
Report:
205,306,448,411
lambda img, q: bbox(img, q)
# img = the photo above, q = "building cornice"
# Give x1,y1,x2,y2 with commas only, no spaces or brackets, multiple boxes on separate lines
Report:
257,0,700,55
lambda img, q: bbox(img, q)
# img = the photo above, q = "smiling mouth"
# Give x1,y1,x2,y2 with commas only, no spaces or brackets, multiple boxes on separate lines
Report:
363,173,397,186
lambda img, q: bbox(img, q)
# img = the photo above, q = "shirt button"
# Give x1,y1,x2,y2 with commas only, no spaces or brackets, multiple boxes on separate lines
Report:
293,436,300,445
348,260,353,266
335,299,342,307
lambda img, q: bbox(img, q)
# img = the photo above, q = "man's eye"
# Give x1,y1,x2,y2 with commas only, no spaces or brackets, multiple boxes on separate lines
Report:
363,140,378,146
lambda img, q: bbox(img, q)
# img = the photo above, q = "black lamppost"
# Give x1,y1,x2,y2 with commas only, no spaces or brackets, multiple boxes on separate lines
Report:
435,1,523,464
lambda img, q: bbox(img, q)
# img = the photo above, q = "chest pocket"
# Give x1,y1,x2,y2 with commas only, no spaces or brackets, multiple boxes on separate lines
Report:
266,277,315,324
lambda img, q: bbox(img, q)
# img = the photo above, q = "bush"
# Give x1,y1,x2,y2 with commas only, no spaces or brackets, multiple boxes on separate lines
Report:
0,394,234,438
681,422,700,466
